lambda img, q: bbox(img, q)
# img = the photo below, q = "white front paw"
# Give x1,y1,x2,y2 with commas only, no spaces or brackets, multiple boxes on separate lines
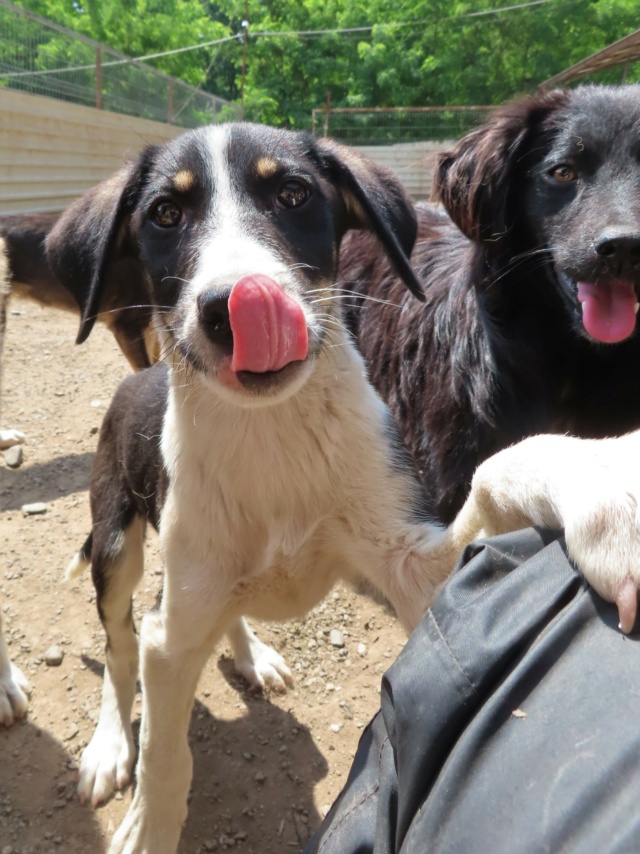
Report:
109,794,184,854
0,663,31,725
78,719,136,805
565,487,640,633
0,429,25,450
234,638,294,692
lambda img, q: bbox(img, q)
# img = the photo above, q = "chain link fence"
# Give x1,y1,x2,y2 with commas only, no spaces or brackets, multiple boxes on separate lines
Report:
312,106,493,145
0,0,235,128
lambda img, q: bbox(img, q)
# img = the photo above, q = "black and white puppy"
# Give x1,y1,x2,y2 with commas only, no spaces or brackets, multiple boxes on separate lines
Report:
47,123,459,854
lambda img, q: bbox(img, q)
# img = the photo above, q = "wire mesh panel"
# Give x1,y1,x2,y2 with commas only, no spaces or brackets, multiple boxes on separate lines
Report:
312,106,493,145
0,0,234,128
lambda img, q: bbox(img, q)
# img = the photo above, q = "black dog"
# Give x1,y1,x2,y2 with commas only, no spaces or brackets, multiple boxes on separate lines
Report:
341,84,640,524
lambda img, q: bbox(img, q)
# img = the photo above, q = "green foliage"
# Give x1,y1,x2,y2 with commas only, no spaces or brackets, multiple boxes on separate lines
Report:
212,0,640,127
12,0,226,85
11,0,640,131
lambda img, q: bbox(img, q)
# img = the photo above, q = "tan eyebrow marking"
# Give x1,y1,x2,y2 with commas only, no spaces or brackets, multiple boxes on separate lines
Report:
255,156,278,178
172,170,196,192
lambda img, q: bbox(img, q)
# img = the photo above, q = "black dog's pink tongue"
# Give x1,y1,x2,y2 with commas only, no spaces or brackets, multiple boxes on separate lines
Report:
577,280,638,343
229,275,308,373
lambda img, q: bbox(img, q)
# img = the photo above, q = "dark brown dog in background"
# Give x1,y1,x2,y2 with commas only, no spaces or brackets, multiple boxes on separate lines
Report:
0,212,159,377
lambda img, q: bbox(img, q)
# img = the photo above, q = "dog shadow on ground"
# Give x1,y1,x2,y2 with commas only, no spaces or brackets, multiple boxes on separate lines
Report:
0,452,94,511
79,653,328,852
0,717,106,852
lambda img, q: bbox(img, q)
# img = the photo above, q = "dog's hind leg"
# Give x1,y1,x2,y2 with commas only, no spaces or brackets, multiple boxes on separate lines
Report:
78,513,145,806
227,618,293,692
0,608,31,726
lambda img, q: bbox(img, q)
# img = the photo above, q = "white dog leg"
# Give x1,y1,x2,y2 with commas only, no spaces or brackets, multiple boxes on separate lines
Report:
109,600,221,854
227,617,293,692
0,608,31,725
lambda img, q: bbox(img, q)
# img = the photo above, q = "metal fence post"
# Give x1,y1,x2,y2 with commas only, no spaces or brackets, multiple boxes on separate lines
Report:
95,47,102,109
167,79,174,124
323,92,331,137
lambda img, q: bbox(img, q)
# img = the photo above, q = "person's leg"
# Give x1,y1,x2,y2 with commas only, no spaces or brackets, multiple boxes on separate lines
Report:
307,528,640,854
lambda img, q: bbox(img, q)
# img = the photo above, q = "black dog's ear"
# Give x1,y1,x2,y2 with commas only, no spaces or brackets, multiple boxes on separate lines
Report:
45,147,157,345
315,138,424,302
434,89,569,246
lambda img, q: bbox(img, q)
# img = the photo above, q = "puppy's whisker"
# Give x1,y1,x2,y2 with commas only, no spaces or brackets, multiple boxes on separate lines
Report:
311,294,403,309
161,276,191,286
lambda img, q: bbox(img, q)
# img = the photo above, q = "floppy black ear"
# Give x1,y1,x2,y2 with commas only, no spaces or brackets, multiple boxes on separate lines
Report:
315,138,425,302
434,89,569,246
45,147,157,345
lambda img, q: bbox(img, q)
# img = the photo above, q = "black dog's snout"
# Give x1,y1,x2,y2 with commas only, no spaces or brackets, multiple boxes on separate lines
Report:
594,229,640,268
198,288,233,351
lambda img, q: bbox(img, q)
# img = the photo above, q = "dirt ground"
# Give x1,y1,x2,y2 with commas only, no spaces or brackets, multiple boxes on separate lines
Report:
0,294,407,854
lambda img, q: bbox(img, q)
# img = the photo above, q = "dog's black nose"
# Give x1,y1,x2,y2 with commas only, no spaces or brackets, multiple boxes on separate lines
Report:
594,229,640,268
198,289,233,351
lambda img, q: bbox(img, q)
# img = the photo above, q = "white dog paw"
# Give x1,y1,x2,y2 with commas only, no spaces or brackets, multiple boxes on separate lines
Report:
234,639,294,693
565,487,640,634
109,797,184,854
0,663,31,725
78,720,136,806
0,429,25,451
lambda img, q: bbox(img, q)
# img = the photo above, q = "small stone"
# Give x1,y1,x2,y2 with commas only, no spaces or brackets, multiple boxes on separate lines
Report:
329,723,342,733
3,845,14,854
4,445,23,468
90,400,103,408
254,770,266,783
22,502,47,516
329,629,344,648
357,643,367,656
90,426,99,435
203,841,218,851
44,645,64,667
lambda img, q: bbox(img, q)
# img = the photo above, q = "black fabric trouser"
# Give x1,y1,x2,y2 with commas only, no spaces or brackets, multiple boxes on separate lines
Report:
305,528,640,854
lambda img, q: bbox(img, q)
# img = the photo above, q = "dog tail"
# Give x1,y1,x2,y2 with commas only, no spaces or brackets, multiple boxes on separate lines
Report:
65,533,92,580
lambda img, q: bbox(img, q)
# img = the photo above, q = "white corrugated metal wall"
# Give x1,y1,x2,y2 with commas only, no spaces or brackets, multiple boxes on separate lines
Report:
356,141,453,201
0,89,183,214
0,89,446,215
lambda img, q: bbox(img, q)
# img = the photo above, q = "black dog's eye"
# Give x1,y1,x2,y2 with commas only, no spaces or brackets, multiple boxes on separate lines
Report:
276,180,310,209
150,201,183,228
549,164,577,183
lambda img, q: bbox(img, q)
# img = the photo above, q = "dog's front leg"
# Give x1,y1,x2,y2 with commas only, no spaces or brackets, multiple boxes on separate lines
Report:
0,429,25,450
109,585,222,854
0,608,30,725
451,433,640,633
227,618,293,692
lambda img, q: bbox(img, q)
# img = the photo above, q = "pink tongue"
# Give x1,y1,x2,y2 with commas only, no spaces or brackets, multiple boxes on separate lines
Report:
577,280,638,344
229,274,308,373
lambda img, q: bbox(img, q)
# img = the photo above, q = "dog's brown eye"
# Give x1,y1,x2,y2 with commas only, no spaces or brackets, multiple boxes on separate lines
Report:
550,164,577,183
277,180,310,209
151,201,183,228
